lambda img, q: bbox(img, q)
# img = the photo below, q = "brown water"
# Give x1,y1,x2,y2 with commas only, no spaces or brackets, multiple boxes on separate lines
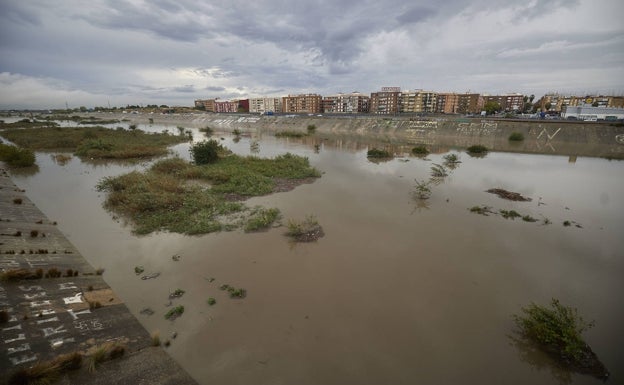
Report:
8,126,624,385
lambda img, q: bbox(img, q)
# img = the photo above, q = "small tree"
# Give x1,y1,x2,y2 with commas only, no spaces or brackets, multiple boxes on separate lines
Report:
190,140,222,164
483,101,502,115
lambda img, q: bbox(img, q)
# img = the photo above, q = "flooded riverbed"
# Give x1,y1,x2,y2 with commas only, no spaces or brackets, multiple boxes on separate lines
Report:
7,124,624,385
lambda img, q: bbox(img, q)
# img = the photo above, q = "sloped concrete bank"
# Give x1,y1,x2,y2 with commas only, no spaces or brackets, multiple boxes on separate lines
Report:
96,112,624,159
0,165,197,385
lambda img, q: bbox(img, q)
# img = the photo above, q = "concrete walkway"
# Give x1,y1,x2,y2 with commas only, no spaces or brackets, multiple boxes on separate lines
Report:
0,164,197,384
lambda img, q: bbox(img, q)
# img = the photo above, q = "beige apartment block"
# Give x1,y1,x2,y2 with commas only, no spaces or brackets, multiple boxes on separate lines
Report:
194,99,217,112
282,94,323,113
322,93,370,113
436,93,460,114
249,97,282,114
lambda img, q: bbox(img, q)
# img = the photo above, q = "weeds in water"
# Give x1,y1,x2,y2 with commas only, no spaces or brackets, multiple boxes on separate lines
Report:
286,215,324,242
469,206,495,216
411,145,429,156
169,289,185,299
307,124,316,133
367,148,392,159
134,266,144,275
412,179,432,200
233,128,241,137
244,207,281,232
430,163,448,178
500,209,522,219
207,297,216,306
443,153,462,169
522,215,538,222
13,198,23,204
513,298,608,379
96,268,105,275
563,220,572,227
467,145,488,154
220,284,247,298
165,305,185,320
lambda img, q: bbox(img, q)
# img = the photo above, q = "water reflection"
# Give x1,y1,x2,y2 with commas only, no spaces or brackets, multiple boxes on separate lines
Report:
508,333,573,385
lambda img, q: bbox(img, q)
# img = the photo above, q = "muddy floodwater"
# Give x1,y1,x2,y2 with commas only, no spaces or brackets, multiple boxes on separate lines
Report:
7,123,624,385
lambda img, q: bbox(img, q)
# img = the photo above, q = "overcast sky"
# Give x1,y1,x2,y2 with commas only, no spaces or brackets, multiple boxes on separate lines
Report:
1,0,623,109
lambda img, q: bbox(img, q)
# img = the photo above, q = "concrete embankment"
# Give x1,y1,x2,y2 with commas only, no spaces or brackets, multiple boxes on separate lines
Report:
0,165,197,384
96,112,624,159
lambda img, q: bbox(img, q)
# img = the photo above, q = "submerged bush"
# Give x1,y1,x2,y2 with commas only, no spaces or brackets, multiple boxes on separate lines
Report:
514,298,608,379
367,148,392,158
411,145,429,155
466,145,488,154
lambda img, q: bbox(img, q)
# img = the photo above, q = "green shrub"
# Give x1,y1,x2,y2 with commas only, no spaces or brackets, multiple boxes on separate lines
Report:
0,144,36,167
514,299,596,364
190,139,223,165
367,148,392,158
165,305,184,320
509,132,525,141
466,145,488,154
411,145,429,155
413,179,432,200
307,124,316,133
244,207,281,232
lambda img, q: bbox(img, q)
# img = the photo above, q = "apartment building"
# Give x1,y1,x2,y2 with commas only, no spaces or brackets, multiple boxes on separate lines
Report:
282,94,323,114
249,97,282,114
608,96,624,108
322,93,370,113
400,90,437,113
214,100,238,113
436,93,460,114
458,93,484,114
369,87,401,115
483,93,524,112
194,99,217,112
